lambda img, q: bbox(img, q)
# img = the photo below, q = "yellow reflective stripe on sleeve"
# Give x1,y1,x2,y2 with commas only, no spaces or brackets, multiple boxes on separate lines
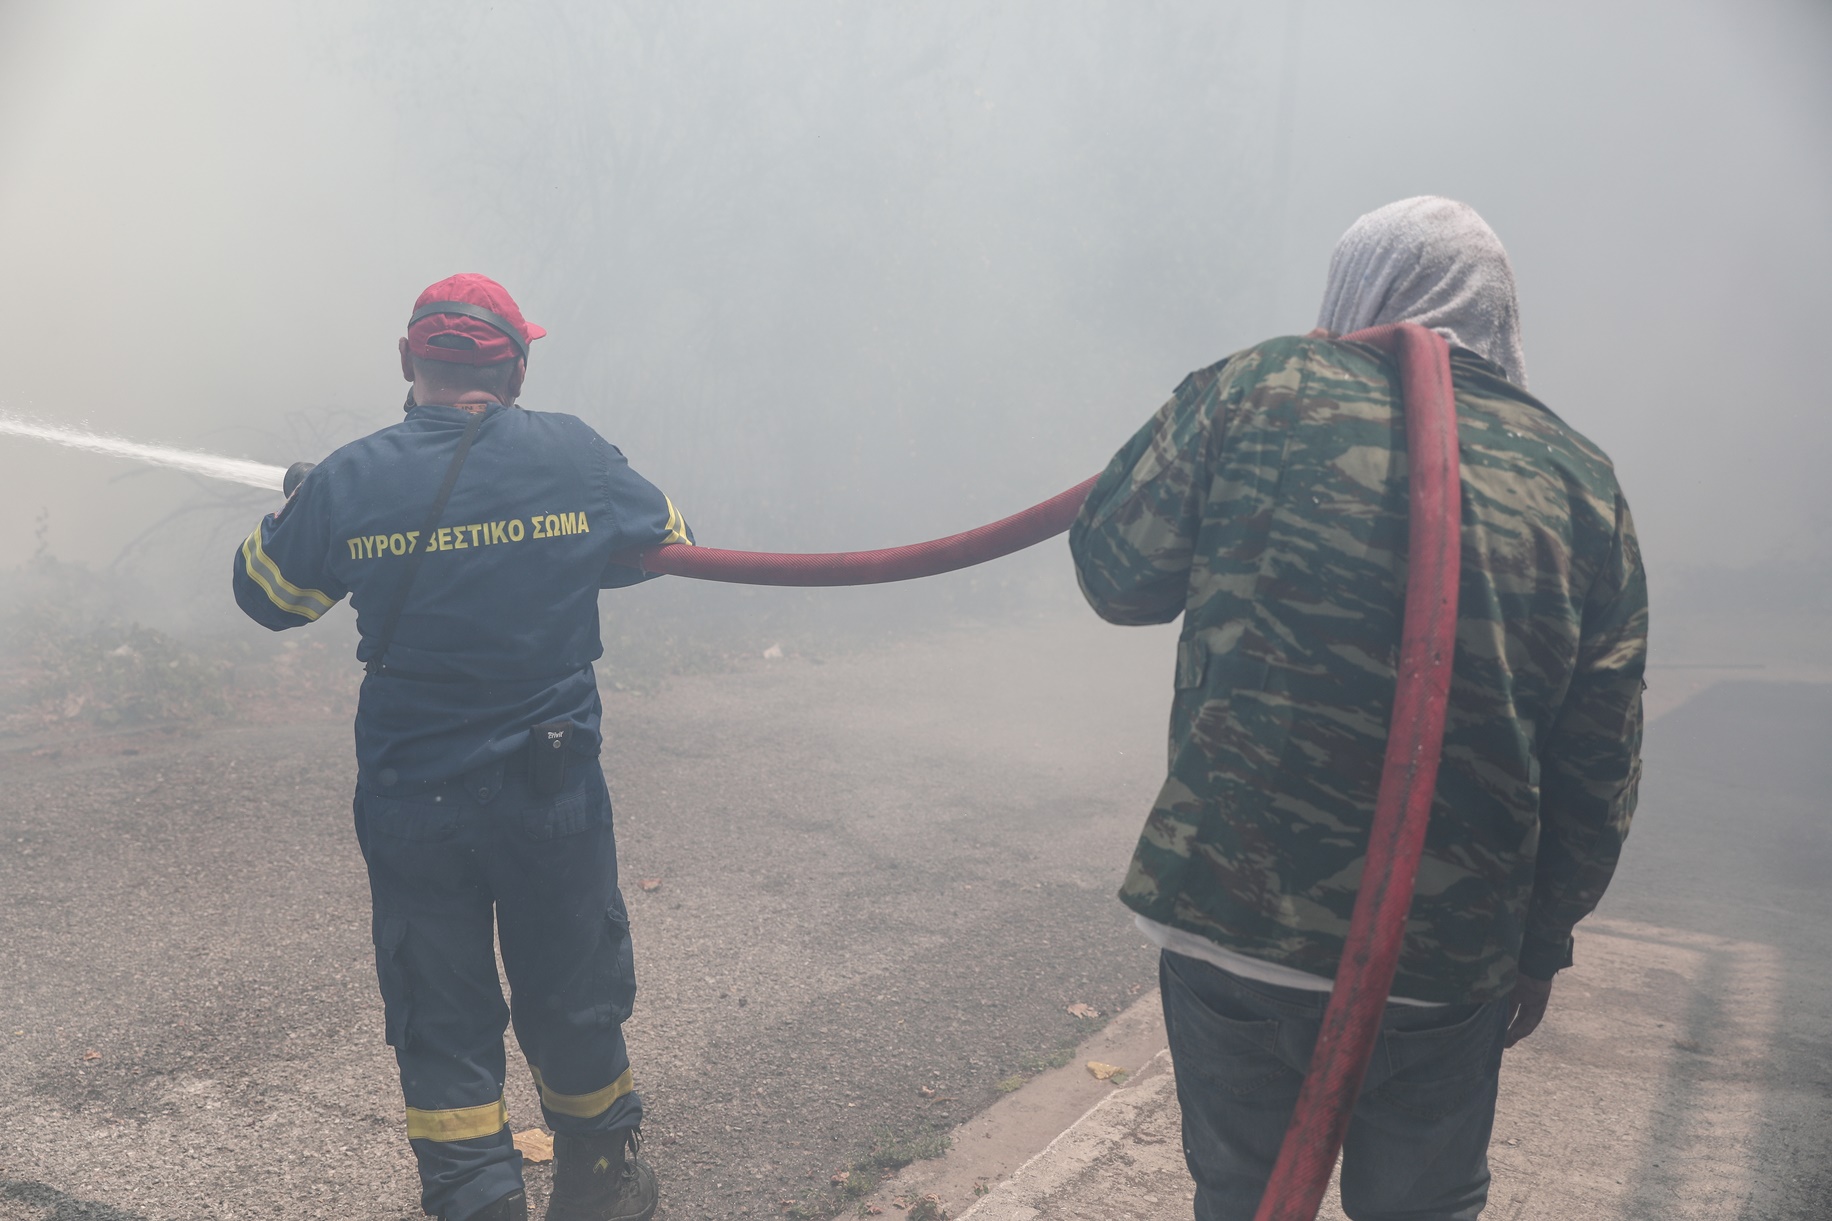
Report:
660,497,692,547
240,526,335,621
530,1066,634,1119
404,1097,509,1142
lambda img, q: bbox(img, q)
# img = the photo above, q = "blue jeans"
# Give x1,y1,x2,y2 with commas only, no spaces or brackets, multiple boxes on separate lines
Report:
1160,950,1507,1221
355,757,641,1220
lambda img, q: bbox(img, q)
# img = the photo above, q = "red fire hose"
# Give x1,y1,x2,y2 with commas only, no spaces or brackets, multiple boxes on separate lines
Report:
621,324,1459,1221
613,475,1101,585
1251,323,1462,1220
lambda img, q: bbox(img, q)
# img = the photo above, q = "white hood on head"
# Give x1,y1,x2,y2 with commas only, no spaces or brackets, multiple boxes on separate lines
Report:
1317,196,1528,388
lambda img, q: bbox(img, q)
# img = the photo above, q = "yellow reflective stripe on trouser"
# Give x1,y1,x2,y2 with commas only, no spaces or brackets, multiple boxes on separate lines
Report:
240,526,335,620
660,498,691,547
404,1097,509,1142
530,1066,634,1119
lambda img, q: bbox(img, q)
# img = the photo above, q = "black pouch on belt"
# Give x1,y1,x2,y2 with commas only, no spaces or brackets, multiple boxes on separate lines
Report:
528,720,572,795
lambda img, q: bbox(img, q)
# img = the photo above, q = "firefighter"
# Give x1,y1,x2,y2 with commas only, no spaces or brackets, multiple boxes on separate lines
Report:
233,274,689,1221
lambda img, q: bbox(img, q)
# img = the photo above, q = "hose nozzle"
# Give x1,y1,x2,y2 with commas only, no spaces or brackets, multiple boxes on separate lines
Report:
283,461,315,497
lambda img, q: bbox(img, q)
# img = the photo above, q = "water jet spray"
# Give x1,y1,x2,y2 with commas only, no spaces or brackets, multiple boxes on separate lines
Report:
0,411,286,491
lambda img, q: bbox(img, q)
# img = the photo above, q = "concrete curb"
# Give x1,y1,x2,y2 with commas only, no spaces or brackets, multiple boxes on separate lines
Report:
954,1048,1183,1221
860,992,1182,1219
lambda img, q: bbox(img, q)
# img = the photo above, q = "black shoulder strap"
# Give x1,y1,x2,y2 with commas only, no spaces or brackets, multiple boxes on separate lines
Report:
365,409,485,677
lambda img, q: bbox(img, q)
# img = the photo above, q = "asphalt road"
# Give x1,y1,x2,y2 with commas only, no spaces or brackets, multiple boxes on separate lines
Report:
1569,676,1832,1215
6,621,1828,1220
0,615,1182,1220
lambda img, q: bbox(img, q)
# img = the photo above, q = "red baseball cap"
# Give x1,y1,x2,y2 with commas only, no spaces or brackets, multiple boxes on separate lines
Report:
406,273,547,366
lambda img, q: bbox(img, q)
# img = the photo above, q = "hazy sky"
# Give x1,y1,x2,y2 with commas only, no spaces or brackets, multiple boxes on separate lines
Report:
1,1,1826,619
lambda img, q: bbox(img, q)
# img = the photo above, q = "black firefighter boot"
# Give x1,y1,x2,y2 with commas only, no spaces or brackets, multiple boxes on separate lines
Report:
545,1128,657,1221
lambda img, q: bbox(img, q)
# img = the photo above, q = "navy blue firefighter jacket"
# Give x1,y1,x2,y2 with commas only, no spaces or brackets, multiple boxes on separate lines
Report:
232,401,692,793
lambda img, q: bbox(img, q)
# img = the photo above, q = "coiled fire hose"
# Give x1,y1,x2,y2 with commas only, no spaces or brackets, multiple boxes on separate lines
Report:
621,324,1460,1219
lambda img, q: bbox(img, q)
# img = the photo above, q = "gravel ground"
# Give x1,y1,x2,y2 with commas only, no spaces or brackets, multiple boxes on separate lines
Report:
0,615,1179,1220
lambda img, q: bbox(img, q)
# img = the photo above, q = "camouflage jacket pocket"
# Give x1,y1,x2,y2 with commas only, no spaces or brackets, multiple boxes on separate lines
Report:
1171,641,1277,765
1175,639,1208,689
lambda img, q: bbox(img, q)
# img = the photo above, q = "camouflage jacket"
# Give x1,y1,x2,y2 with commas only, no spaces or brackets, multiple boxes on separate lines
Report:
1070,336,1646,1003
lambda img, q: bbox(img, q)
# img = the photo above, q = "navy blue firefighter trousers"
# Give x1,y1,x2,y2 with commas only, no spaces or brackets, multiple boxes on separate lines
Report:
354,756,641,1221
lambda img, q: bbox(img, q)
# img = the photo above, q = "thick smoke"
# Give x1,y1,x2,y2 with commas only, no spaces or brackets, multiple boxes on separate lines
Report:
0,1,1827,640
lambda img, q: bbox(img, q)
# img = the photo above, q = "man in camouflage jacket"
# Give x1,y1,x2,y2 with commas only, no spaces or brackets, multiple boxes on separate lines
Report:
1070,197,1646,1221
